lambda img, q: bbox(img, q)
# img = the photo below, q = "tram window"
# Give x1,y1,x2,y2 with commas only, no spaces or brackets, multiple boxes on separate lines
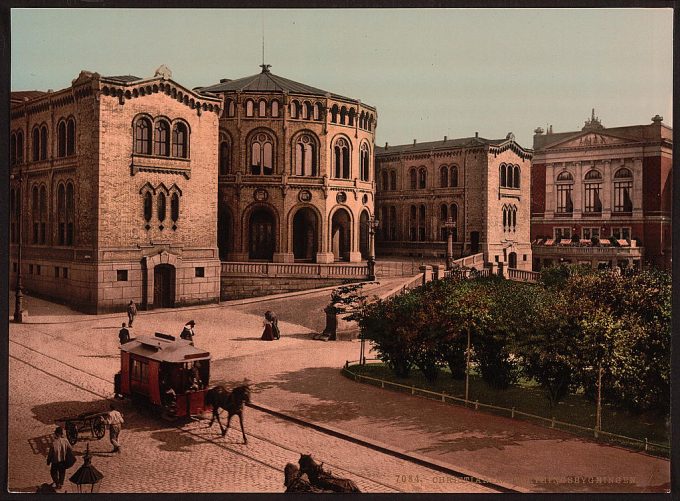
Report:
131,359,149,383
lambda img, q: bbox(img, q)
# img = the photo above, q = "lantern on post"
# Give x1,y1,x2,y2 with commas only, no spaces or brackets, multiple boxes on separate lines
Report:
10,168,27,322
367,216,380,281
69,444,104,493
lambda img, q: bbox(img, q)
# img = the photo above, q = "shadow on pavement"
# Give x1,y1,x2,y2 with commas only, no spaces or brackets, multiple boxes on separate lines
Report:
149,429,205,453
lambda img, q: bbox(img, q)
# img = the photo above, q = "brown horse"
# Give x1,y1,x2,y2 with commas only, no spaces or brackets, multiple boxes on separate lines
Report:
206,384,251,443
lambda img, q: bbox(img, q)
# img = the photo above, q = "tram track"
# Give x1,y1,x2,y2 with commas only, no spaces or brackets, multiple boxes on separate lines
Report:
10,338,507,493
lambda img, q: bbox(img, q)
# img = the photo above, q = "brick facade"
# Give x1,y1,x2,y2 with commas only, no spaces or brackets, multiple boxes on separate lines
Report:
10,68,222,312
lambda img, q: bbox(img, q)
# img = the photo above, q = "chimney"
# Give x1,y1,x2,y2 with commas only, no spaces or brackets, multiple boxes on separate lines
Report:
413,139,417,145
475,132,478,138
652,114,663,124
219,78,230,83
549,125,553,134
444,135,447,141
384,142,388,149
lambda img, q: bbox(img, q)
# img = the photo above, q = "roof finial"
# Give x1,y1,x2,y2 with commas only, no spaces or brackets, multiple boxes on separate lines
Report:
260,64,271,73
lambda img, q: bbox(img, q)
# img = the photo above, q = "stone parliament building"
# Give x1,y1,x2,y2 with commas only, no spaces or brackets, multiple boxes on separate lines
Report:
9,65,672,313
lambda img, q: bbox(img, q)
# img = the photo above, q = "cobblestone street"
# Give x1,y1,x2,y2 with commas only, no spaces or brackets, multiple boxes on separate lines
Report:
8,285,670,493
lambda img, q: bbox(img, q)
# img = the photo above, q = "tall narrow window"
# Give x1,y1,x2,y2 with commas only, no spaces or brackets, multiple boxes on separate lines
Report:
330,105,338,123
143,192,152,222
418,205,426,241
584,170,602,213
333,138,350,179
506,165,513,188
418,168,426,189
500,164,506,187
40,125,48,160
313,103,321,120
66,118,76,156
301,102,309,119
502,206,507,230
381,171,388,190
57,184,66,245
17,131,24,164
258,100,267,117
246,100,254,117
513,166,520,188
360,143,370,181
348,108,356,126
250,132,274,175
339,107,347,125
65,183,74,245
219,140,230,175
290,101,298,119
409,205,417,241
58,121,67,157
154,120,170,156
440,166,448,187
450,166,458,187
410,169,417,189
271,100,279,118
295,134,317,176
32,186,39,244
32,127,40,161
556,171,574,214
158,192,167,222
390,171,396,190
172,122,188,158
613,168,633,213
171,193,180,223
389,206,397,240
39,186,47,244
134,118,152,155
227,99,236,117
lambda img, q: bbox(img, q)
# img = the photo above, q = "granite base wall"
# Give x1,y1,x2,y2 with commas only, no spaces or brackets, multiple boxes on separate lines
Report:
220,276,359,301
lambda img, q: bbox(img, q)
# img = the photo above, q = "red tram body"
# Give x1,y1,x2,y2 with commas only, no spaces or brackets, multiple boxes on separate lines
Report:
115,333,211,418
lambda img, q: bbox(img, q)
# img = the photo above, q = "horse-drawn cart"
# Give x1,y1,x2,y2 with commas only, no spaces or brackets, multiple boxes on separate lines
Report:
55,411,108,445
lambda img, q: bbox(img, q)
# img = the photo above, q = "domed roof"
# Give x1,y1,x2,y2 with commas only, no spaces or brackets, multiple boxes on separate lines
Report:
201,64,355,102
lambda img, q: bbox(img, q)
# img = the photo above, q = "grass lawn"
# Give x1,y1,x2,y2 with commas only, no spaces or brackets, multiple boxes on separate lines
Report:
347,362,669,455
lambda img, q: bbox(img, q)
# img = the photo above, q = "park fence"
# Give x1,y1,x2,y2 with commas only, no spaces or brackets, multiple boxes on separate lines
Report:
342,360,670,458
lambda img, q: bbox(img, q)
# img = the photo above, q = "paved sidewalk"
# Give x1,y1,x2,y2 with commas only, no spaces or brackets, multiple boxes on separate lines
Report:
8,283,670,493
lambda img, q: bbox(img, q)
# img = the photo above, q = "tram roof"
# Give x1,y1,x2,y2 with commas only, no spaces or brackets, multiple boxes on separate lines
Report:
121,334,211,363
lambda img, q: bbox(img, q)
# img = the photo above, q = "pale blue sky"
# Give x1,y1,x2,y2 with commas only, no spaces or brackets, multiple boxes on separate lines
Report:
11,8,673,147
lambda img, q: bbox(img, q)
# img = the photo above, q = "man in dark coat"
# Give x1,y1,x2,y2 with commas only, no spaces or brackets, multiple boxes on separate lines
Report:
118,323,131,344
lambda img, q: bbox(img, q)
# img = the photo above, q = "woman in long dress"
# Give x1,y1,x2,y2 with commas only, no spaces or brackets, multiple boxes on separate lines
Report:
261,317,275,341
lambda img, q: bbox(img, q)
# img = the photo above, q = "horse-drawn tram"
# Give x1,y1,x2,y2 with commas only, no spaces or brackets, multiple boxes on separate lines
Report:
114,332,211,419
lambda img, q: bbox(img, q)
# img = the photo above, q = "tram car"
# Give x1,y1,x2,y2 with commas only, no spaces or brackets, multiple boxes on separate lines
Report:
114,332,211,419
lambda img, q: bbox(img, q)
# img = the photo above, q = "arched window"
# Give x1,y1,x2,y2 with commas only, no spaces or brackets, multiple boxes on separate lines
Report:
367,115,373,132
65,182,74,245
390,171,397,190
290,101,299,119
171,193,180,223
16,130,24,164
339,107,347,125
556,171,574,214
10,133,16,165
250,132,274,175
506,165,513,188
219,139,230,175
57,184,66,245
39,185,47,244
585,169,602,180
502,206,507,230
301,101,309,119
294,134,317,176
314,103,322,120
157,192,167,222
143,192,152,222
154,120,170,156
245,100,254,117
171,122,188,158
134,117,152,155
418,168,426,189
258,100,267,117
330,104,338,123
513,165,520,188
271,100,280,118
57,121,67,157
613,168,633,213
32,127,40,161
227,99,236,117
360,143,370,181
500,163,506,187
333,138,350,178
584,170,602,213
381,171,388,190
450,165,458,187
440,166,448,187
348,108,356,126
418,205,426,241
409,205,417,241
32,185,39,243
410,169,417,189
66,118,76,156
40,125,48,160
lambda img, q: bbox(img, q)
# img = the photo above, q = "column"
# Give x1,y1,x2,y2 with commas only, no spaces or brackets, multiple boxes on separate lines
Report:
632,158,643,218
602,160,611,218
573,161,582,219
545,163,555,218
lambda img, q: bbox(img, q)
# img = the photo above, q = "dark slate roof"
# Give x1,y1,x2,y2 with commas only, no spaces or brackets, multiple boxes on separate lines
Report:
121,335,211,363
376,136,508,155
104,75,142,83
11,90,48,104
202,66,354,101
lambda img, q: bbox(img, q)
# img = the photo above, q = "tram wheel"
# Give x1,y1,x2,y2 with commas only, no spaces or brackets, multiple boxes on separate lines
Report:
66,423,78,445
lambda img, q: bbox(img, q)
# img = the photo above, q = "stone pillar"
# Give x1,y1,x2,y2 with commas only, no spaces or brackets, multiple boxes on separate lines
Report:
602,160,611,218
419,265,432,285
432,264,443,281
573,161,582,219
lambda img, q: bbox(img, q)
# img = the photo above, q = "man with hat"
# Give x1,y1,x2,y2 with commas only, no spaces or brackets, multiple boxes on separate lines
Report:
181,320,196,344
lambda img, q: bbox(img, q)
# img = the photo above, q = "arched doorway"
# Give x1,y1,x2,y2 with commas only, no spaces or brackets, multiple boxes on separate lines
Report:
249,208,276,261
508,252,517,269
359,211,369,259
153,264,175,308
218,207,232,261
331,209,351,261
292,208,318,261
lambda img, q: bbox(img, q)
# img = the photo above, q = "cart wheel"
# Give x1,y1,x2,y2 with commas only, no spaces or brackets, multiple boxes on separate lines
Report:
66,423,78,445
91,416,106,439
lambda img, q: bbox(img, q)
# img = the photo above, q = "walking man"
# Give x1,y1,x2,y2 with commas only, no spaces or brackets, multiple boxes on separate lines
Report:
127,300,137,328
46,426,73,490
107,404,124,453
118,323,131,344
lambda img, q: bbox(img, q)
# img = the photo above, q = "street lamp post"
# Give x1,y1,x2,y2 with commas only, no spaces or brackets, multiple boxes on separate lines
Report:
11,169,27,322
69,444,104,493
443,217,457,270
367,216,380,281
